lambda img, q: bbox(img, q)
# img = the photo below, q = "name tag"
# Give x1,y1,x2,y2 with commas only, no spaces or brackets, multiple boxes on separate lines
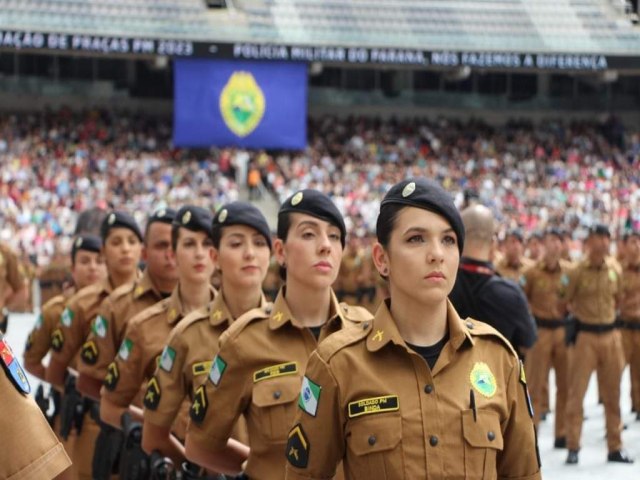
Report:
253,362,298,383
348,395,399,418
192,361,212,377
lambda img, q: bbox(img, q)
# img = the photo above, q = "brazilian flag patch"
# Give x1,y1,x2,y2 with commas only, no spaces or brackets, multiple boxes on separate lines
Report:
104,361,120,391
190,385,208,424
286,424,309,468
81,340,99,365
51,328,64,352
144,377,161,410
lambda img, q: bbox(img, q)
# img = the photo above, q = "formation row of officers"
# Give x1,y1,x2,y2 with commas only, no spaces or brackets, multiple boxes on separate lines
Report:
0,177,636,480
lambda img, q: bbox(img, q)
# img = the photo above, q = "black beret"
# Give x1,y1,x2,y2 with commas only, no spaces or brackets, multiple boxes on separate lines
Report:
173,205,213,237
624,229,640,241
71,234,102,259
213,202,272,250
100,211,143,243
148,208,177,226
279,189,346,248
589,223,611,238
380,178,465,254
506,229,525,243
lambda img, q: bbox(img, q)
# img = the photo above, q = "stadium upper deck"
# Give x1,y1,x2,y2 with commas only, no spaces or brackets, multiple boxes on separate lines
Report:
1,0,640,62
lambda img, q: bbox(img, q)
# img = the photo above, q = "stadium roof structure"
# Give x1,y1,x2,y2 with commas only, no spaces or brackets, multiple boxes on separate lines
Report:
2,0,640,71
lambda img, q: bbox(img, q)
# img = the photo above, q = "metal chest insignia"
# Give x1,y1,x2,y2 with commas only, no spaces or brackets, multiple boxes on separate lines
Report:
470,362,497,398
0,338,31,394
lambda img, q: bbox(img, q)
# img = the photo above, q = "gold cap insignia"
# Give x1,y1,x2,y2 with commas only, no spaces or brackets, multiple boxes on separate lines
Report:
75,238,83,248
291,192,303,206
182,211,192,225
402,182,416,198
156,209,166,218
218,209,228,223
108,213,116,225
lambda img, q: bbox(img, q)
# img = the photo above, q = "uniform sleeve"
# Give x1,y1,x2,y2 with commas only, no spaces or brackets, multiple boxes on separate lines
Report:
285,351,344,480
186,334,252,451
144,328,188,428
4,249,25,291
564,266,580,306
24,306,58,366
497,358,541,480
50,301,84,367
102,320,145,407
521,269,534,301
78,300,115,380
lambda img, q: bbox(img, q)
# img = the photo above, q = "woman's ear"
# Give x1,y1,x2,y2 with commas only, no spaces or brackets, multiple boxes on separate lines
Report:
273,238,286,267
209,247,219,270
372,242,389,277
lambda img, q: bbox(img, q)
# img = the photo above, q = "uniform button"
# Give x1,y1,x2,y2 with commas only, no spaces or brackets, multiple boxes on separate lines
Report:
265,306,272,314
368,435,376,446
362,322,369,330
429,435,438,447
466,321,474,329
424,384,433,394
487,431,495,441
273,390,281,400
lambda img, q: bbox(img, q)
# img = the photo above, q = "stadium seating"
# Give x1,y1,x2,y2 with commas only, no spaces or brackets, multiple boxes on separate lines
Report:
1,0,639,53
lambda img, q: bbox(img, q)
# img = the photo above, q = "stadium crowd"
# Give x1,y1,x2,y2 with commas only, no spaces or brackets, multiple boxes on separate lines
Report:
1,110,640,265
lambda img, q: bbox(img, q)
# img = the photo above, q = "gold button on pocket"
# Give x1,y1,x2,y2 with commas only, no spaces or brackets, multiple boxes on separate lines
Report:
251,375,300,443
346,414,404,478
462,409,503,480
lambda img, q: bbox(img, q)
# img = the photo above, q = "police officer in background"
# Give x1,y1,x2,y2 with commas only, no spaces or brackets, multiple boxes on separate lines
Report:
0,241,28,333
285,178,540,480
449,205,537,356
521,228,570,447
564,224,633,464
1,334,72,479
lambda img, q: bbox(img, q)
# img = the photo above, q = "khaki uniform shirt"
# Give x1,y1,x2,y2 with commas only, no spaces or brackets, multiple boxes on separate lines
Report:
285,300,541,480
565,259,621,324
620,262,640,321
495,257,534,284
24,292,74,369
38,259,71,306
521,260,568,320
1,335,71,479
78,270,166,381
187,288,372,480
144,293,266,444
0,244,25,309
50,278,114,367
102,285,216,438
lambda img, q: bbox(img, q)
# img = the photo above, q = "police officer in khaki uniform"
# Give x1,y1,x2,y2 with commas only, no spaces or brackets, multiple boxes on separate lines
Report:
564,224,633,464
285,178,540,480
99,205,216,440
45,212,144,480
495,229,534,283
619,230,640,420
23,235,105,480
76,208,178,400
1,334,72,480
142,202,272,466
336,235,363,305
0,242,28,333
185,189,372,479
521,228,570,446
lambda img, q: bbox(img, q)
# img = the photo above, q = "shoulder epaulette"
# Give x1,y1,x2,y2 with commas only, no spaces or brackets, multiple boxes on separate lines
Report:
109,281,137,301
173,305,210,332
339,303,374,324
129,297,170,326
42,294,67,311
465,318,519,359
317,321,372,362
219,304,272,344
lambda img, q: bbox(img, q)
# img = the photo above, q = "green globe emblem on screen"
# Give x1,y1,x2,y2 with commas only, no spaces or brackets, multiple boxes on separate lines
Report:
219,71,266,137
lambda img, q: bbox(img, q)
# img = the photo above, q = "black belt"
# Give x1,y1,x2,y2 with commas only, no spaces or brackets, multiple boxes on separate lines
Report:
620,320,640,331
535,317,565,329
576,322,617,333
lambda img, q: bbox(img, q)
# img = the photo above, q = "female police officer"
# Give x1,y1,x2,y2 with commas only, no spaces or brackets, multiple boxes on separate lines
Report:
285,178,541,480
185,189,372,479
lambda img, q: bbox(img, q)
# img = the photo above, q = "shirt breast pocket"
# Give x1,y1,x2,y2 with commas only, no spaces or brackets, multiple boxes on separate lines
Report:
462,409,504,480
346,414,404,479
251,375,300,443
